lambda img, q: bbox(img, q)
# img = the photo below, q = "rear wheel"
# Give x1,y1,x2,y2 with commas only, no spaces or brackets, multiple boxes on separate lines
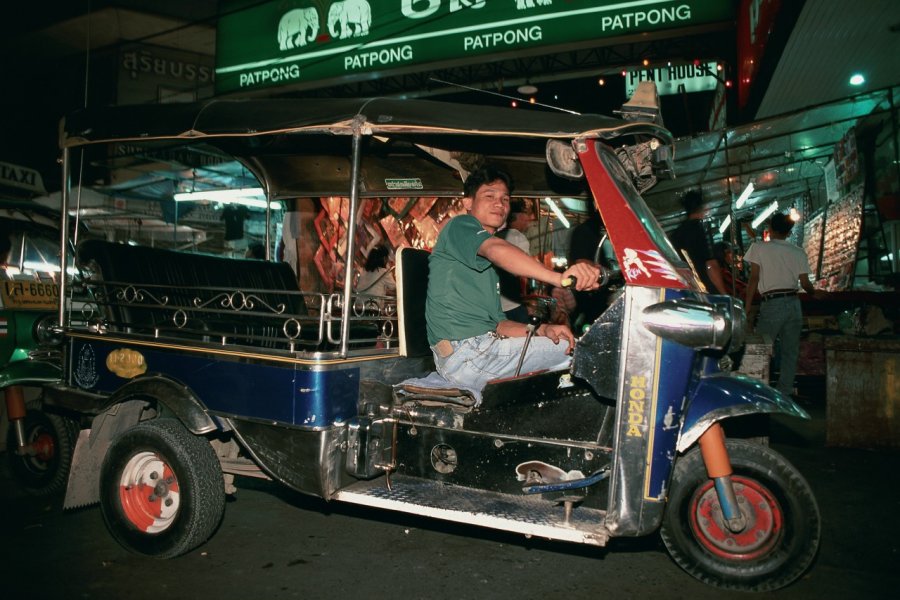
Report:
660,439,820,591
6,408,78,496
100,419,225,558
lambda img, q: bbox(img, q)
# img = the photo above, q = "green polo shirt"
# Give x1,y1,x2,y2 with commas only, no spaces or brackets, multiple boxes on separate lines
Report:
426,215,506,345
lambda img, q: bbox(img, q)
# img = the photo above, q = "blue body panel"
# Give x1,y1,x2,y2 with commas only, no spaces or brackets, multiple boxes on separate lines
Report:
69,338,359,428
644,333,694,499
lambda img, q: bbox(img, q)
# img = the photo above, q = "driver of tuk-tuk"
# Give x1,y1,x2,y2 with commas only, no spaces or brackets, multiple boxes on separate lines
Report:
425,166,601,394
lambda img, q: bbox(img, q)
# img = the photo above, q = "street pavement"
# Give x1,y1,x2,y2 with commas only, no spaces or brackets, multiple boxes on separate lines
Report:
2,398,898,600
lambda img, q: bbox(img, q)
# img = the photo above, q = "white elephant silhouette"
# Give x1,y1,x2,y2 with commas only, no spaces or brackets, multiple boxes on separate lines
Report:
328,0,371,39
278,8,319,50
515,0,552,8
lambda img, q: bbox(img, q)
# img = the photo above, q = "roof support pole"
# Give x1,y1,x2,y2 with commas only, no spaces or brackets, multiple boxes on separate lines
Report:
264,191,272,261
58,147,71,330
722,132,740,298
339,116,365,357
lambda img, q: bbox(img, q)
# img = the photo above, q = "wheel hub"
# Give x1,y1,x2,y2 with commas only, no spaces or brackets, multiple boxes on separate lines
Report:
689,475,784,560
118,451,180,533
31,433,56,462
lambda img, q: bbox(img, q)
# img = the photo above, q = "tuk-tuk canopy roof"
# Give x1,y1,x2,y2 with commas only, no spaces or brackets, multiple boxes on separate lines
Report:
61,97,670,148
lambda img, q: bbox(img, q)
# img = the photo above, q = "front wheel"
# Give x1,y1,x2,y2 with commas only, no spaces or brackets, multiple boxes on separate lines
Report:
660,439,820,591
99,419,225,558
6,407,79,496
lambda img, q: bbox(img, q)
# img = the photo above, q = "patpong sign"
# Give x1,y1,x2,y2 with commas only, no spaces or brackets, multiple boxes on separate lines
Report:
216,0,734,94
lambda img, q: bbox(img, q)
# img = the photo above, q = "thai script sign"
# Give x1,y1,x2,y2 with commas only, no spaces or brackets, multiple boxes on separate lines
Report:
216,0,734,94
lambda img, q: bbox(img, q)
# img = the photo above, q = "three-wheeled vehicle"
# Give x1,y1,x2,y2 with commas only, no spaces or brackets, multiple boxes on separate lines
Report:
0,201,77,495
46,87,819,591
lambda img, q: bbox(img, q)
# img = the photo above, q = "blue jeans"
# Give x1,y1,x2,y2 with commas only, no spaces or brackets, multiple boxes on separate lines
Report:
755,296,803,396
432,332,571,399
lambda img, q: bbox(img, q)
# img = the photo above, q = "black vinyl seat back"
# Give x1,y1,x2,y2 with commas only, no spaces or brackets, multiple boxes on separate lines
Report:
76,239,308,344
396,247,431,358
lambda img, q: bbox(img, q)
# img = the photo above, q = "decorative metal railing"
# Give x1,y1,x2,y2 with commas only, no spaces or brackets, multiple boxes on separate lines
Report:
69,279,399,355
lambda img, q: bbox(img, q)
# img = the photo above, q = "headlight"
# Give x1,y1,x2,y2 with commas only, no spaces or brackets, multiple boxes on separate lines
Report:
33,315,63,346
642,298,732,351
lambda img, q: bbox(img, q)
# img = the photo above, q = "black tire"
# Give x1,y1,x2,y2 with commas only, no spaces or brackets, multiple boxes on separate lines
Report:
660,439,820,592
99,419,225,558
6,408,79,496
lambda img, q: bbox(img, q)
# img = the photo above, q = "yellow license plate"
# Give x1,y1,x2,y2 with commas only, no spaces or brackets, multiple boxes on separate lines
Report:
0,280,60,310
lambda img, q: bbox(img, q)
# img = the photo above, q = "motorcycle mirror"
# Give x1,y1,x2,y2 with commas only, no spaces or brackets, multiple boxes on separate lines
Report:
545,139,583,180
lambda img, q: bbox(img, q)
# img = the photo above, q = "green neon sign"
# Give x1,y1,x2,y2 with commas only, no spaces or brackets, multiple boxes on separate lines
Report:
216,1,734,94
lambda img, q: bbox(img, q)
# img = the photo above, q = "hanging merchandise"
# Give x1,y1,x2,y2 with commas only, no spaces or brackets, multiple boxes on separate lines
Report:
818,187,864,291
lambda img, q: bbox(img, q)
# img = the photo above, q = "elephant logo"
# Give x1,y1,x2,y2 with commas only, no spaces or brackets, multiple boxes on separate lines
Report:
278,7,319,50
328,0,371,39
515,0,552,8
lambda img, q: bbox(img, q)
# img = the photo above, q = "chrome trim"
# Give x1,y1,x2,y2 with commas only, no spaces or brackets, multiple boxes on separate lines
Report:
340,116,365,358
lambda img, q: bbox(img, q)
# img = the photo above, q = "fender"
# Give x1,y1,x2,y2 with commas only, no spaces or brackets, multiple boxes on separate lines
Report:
62,375,218,510
0,359,62,388
105,374,218,435
677,373,808,453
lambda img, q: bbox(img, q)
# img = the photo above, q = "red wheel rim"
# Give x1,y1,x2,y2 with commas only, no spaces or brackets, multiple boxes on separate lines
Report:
118,451,180,533
31,432,56,462
688,475,784,560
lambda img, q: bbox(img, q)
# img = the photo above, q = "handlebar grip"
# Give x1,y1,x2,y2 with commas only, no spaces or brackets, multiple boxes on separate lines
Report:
563,269,611,289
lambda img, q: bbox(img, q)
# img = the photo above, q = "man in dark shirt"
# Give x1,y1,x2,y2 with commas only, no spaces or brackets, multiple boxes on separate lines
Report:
668,190,727,294
567,208,609,326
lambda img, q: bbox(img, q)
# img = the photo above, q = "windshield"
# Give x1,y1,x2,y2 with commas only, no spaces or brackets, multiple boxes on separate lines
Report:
2,224,64,281
0,220,66,311
596,145,685,268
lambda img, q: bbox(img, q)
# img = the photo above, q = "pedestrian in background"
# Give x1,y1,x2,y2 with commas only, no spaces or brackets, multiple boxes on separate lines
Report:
357,244,396,303
669,190,728,295
567,206,609,328
496,199,534,323
744,212,824,397
712,241,748,299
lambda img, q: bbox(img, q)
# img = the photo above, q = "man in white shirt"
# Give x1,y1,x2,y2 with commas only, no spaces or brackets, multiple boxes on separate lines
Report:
744,212,823,397
496,200,534,323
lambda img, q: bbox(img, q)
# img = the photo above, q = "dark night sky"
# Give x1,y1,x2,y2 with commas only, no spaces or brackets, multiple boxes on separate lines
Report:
0,1,725,196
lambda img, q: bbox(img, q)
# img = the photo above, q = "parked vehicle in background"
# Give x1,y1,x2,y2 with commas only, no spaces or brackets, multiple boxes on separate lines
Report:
45,85,820,591
0,201,76,495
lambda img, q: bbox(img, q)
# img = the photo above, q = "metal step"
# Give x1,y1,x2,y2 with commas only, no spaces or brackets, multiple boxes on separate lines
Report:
334,475,610,546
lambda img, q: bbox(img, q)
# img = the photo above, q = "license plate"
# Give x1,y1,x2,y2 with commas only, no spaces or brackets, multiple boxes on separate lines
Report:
0,280,59,310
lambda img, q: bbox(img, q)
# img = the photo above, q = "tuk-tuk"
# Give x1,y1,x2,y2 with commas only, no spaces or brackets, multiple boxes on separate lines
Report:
45,87,819,591
0,200,76,495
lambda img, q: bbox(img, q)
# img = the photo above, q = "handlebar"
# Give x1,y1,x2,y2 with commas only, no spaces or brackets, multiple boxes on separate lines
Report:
560,266,611,290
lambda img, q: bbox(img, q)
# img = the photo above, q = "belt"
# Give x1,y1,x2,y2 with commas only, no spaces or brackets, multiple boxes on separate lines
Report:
761,290,798,301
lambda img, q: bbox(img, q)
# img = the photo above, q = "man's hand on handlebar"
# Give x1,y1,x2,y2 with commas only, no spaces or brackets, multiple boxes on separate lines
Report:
559,263,602,291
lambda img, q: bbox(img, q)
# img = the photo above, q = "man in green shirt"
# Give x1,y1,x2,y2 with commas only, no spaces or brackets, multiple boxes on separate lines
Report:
426,166,600,397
